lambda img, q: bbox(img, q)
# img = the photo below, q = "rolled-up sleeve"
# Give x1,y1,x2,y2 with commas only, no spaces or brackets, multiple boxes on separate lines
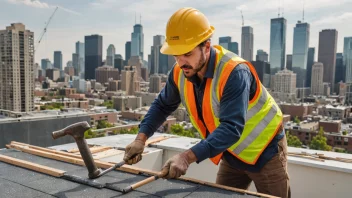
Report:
190,64,252,162
138,68,181,138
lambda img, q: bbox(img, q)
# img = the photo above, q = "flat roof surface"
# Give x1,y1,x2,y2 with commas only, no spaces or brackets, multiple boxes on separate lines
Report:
0,149,258,198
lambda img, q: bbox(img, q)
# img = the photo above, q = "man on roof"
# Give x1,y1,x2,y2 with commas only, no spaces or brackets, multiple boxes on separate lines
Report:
123,7,290,198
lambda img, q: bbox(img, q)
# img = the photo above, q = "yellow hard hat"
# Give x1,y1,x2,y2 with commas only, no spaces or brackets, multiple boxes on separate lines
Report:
160,7,215,55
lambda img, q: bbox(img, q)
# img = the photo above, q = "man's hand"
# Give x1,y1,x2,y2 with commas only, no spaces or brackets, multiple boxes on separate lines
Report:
159,150,197,179
123,133,147,165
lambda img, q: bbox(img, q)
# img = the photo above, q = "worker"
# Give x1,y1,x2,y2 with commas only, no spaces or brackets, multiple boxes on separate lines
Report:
124,7,290,198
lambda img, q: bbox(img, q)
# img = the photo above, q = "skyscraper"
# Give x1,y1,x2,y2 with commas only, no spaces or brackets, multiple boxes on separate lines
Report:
344,37,352,83
251,60,271,88
0,23,34,112
318,29,338,93
150,35,165,74
54,51,63,70
41,59,51,71
219,37,239,55
241,26,253,61
270,17,287,74
286,55,292,71
106,44,115,66
125,41,131,64
311,62,324,95
256,49,268,62
72,53,79,75
76,41,85,76
219,37,231,49
335,53,344,83
306,47,315,87
229,42,239,55
84,34,103,80
131,24,144,59
292,21,310,88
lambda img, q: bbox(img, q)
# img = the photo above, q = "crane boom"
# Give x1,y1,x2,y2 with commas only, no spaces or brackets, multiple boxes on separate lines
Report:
35,6,58,52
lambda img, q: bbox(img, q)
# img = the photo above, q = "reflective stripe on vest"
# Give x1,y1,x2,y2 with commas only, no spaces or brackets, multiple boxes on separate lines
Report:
173,45,283,165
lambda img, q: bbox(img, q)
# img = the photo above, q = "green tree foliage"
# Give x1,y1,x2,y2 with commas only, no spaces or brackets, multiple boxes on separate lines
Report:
294,116,300,124
310,127,332,151
40,103,64,110
116,127,138,134
342,130,348,135
170,124,195,138
100,100,113,109
96,120,114,129
286,131,303,148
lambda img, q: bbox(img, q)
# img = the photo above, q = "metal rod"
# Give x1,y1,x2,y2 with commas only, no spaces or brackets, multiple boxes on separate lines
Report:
97,161,125,177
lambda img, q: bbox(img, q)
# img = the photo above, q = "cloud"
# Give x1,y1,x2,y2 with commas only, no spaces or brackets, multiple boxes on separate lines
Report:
7,0,49,8
7,0,81,15
312,12,352,26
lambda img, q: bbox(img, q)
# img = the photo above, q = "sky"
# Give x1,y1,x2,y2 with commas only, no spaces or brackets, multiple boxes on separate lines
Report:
1,0,352,67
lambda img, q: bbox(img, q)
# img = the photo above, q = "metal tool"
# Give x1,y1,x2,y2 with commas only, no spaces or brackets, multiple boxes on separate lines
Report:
52,122,165,194
52,121,102,179
97,160,125,177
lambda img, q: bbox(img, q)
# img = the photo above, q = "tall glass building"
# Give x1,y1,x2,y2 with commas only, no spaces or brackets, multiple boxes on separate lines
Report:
219,36,239,55
292,21,310,88
344,37,352,83
84,34,102,80
270,17,287,75
131,24,144,60
306,47,315,87
53,51,62,70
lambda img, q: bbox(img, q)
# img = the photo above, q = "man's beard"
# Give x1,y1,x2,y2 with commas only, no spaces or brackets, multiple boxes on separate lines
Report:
181,50,206,80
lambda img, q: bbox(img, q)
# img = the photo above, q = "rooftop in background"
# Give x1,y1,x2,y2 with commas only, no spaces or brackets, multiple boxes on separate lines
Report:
0,108,119,122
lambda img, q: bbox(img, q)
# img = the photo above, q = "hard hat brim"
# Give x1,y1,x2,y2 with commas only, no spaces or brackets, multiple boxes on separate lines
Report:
160,26,215,56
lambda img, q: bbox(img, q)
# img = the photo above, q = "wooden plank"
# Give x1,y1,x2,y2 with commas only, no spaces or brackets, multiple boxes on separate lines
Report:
93,149,124,159
10,141,84,159
145,136,171,146
0,154,65,177
11,142,106,161
8,143,140,175
180,176,278,198
90,146,111,154
71,146,111,155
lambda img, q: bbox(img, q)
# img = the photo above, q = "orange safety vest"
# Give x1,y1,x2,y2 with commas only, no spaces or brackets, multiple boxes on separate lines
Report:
173,45,283,165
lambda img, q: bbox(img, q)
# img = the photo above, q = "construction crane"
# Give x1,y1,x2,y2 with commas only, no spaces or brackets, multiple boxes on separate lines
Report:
240,10,244,26
35,6,58,52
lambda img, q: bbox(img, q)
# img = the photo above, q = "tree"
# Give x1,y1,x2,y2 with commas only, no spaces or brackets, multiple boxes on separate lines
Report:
170,124,195,138
100,100,113,109
286,131,303,148
294,116,300,124
41,96,46,101
96,120,114,129
310,127,332,151
343,130,348,135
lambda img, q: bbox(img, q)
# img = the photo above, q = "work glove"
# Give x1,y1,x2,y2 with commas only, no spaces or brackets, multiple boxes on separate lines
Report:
123,139,145,165
159,152,190,179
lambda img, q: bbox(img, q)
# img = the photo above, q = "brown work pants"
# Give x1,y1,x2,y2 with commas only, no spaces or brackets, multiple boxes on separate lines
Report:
216,135,290,198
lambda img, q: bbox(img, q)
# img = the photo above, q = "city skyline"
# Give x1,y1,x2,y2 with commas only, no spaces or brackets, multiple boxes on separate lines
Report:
0,0,351,66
